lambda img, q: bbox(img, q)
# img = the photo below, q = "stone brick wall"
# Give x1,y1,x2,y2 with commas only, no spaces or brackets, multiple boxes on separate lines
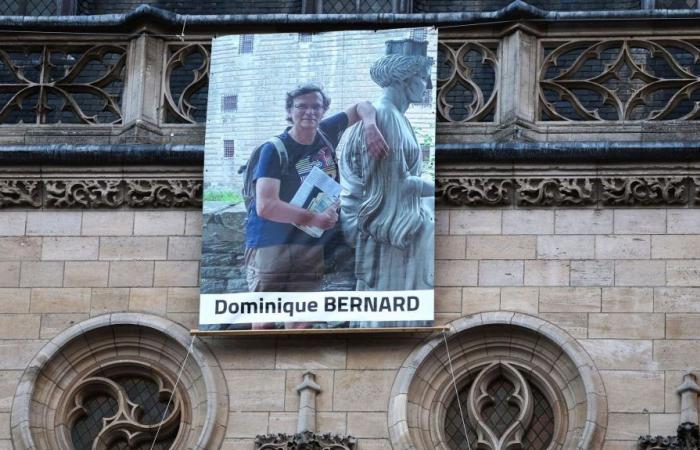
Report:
2,205,697,448
435,205,700,448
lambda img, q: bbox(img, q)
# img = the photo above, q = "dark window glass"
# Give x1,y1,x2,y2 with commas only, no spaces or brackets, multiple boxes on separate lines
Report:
222,94,238,112
240,35,255,54
224,140,235,158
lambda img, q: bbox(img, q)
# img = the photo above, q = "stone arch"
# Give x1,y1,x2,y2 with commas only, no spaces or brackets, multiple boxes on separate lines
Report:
10,313,228,450
388,312,607,450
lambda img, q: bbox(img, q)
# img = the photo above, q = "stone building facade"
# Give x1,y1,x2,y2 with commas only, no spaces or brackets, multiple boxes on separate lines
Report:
3,1,700,450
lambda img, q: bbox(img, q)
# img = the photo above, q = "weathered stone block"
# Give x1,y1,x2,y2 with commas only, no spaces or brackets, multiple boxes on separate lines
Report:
435,287,461,313
435,235,465,260
0,262,19,288
614,210,666,234
39,313,88,339
462,287,500,314
668,210,700,234
570,260,614,286
347,338,417,370
502,210,553,234
602,288,653,312
333,370,395,412
134,211,186,235
539,287,600,312
277,339,346,369
500,287,538,314
154,261,199,287
109,261,154,287
605,413,649,440
0,314,40,339
524,260,570,286
449,210,500,235
0,212,26,236
595,235,650,259
185,211,203,236
537,236,594,259
63,261,109,287
128,288,168,314
226,370,286,411
90,288,129,315
588,313,664,339
478,260,523,286
226,412,268,437
600,371,664,412
81,211,134,236
0,288,30,313
435,260,478,286
30,288,90,313
666,314,700,339
467,236,535,260
579,339,653,371
652,235,700,259
42,237,99,261
0,340,45,370
654,340,700,370
99,237,168,260
206,337,276,370
666,260,700,286
19,261,63,287
26,211,81,236
348,412,388,438
615,260,666,286
435,210,449,235
654,288,700,312
538,312,588,338
555,210,612,235
167,236,202,260
167,287,199,312
0,238,41,261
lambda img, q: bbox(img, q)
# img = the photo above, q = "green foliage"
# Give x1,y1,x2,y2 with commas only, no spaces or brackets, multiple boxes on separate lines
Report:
203,189,243,203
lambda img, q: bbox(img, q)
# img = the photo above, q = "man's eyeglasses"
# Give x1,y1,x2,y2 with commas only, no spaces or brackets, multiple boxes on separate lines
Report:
293,104,324,113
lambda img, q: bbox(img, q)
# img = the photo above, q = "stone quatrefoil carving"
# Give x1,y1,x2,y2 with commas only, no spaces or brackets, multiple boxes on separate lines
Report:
65,370,181,449
540,39,700,121
163,43,210,124
0,44,126,124
437,41,498,123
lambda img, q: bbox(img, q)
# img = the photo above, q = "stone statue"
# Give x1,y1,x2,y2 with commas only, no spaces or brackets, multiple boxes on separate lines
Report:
338,39,435,291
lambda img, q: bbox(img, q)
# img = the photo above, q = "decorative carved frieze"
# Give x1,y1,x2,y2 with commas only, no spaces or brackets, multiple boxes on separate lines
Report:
256,431,356,450
435,176,700,207
516,177,595,206
436,177,511,206
601,177,688,206
0,179,202,208
0,180,42,207
45,179,124,208
639,422,700,450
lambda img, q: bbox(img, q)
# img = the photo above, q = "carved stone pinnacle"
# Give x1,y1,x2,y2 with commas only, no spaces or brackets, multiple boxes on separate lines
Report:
296,371,321,433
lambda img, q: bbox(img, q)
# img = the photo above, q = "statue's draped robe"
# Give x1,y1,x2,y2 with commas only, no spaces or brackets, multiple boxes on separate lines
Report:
338,99,434,292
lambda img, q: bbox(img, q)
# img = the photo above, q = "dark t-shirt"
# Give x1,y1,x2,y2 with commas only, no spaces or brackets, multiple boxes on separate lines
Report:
246,112,349,248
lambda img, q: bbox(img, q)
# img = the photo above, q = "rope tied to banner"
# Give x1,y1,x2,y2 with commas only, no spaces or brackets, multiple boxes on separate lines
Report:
442,329,473,450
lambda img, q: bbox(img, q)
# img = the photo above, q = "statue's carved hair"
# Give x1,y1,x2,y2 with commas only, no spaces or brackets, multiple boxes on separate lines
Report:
369,55,433,87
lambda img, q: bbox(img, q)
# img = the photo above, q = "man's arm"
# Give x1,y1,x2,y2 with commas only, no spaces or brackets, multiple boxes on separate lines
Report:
256,177,337,230
344,101,389,159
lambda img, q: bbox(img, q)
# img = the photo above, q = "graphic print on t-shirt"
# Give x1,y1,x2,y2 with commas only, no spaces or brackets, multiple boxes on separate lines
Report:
295,145,337,181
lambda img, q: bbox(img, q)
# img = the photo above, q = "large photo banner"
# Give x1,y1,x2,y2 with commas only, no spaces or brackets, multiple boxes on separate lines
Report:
199,28,437,330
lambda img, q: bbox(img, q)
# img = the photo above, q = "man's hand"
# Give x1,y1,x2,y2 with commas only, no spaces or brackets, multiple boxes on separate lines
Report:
310,203,339,230
363,122,389,159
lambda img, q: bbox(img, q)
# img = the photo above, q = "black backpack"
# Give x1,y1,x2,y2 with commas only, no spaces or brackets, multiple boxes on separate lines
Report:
241,137,288,213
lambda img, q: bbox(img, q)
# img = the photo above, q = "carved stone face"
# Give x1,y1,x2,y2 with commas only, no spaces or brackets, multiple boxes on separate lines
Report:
287,91,326,131
404,69,432,104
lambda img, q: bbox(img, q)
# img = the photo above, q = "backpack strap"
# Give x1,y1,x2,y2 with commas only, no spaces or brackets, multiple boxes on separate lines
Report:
268,136,288,174
317,129,339,181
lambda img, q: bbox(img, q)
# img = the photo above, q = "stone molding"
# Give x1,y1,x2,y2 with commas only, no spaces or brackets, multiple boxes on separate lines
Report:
10,313,228,450
387,312,608,450
255,431,357,450
437,175,700,207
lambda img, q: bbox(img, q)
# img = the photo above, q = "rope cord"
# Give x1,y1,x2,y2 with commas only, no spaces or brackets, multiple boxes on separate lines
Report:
442,330,473,450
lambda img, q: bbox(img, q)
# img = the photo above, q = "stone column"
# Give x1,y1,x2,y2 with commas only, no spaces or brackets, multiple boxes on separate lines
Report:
296,371,321,433
497,28,539,140
677,372,700,425
122,34,165,139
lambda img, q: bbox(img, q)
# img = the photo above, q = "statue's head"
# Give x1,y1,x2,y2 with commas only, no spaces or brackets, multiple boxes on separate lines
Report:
370,38,434,104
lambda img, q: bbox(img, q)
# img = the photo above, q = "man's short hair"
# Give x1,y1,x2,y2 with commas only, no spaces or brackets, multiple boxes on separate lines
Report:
285,83,331,111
